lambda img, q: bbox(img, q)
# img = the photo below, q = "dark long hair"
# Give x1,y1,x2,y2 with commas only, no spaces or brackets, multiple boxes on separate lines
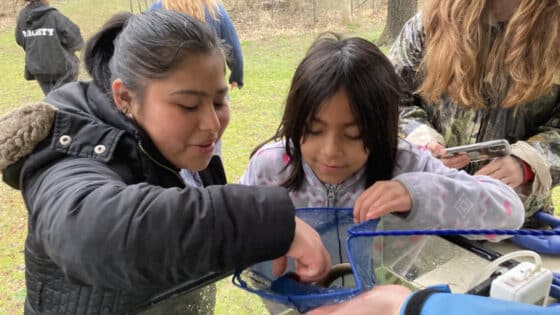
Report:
259,33,401,191
83,10,224,99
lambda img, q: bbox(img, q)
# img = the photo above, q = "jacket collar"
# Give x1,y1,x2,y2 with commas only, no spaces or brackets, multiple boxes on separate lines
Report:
301,160,366,194
45,81,178,171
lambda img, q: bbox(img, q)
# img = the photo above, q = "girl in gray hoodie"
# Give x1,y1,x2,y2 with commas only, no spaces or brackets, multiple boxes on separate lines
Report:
239,33,525,315
240,33,523,234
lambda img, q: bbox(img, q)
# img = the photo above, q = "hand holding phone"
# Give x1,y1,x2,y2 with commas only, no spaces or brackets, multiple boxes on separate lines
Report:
426,141,470,169
438,139,511,162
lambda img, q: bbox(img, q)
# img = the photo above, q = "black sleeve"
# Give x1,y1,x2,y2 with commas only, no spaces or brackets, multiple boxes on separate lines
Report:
15,13,25,48
24,158,295,291
53,11,84,51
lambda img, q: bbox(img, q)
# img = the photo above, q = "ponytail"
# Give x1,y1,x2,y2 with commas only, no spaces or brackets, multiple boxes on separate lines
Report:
83,12,133,95
84,10,223,101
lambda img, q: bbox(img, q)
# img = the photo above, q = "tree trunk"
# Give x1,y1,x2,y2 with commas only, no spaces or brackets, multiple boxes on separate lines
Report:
312,0,318,23
377,0,417,46
342,0,352,22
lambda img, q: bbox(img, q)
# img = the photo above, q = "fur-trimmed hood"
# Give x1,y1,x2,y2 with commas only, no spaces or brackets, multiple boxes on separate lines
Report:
1,82,183,191
0,102,57,172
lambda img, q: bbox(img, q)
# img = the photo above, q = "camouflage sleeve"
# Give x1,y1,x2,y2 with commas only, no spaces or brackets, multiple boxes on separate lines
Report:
527,100,560,186
511,97,560,216
388,12,425,91
388,13,445,145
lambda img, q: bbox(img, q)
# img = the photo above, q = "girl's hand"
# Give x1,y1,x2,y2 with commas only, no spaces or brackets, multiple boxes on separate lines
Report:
272,217,331,282
475,156,525,188
427,141,471,169
426,141,446,156
353,180,412,223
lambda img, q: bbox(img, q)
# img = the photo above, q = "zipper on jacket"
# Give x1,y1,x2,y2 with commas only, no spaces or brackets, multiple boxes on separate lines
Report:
138,141,184,183
326,184,337,207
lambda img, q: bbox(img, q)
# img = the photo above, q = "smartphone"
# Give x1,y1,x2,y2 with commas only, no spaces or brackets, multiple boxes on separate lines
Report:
439,139,511,162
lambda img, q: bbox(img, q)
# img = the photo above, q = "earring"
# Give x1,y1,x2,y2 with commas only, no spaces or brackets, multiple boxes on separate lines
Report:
122,107,134,120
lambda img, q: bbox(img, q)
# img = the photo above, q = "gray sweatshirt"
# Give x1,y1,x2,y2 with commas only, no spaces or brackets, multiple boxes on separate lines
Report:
240,139,524,238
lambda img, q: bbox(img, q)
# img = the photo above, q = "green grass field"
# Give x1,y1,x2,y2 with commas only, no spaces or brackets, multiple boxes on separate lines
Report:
1,1,559,314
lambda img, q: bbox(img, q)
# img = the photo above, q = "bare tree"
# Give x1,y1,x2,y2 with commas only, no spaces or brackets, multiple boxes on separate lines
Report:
377,0,417,46
0,0,22,17
312,0,317,23
342,0,352,22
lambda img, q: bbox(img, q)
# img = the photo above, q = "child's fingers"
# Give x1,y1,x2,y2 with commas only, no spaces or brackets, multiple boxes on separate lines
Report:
360,194,391,222
365,196,398,220
355,182,402,222
360,203,372,222
365,188,412,220
427,141,446,156
366,199,405,220
354,184,383,221
359,188,384,222
354,187,371,218
441,154,470,169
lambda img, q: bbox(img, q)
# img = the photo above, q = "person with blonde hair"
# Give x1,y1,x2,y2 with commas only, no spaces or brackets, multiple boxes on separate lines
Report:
150,0,244,90
390,0,560,225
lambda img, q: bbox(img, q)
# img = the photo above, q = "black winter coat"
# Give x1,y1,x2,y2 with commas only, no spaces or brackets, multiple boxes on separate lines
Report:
2,82,295,314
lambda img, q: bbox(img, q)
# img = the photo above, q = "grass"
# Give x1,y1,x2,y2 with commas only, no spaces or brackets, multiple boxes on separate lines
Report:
0,0,383,314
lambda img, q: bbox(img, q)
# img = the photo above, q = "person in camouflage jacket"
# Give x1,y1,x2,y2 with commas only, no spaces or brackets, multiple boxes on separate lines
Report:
388,0,560,222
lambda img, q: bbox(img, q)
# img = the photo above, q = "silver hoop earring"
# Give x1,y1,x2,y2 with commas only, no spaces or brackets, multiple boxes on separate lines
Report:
121,107,135,121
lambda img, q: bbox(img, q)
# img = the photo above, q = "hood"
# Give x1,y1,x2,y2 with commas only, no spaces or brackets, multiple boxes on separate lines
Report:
23,3,56,27
0,103,57,186
0,82,126,189
0,82,133,189
1,81,178,189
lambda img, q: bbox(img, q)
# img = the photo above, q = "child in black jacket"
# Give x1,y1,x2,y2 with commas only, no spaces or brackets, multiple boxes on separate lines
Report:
15,0,83,95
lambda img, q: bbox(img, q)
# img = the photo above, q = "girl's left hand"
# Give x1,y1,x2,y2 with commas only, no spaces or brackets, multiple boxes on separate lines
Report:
474,156,524,188
353,180,412,223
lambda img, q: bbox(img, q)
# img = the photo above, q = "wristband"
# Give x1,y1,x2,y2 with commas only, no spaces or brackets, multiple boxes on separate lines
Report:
520,159,535,185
